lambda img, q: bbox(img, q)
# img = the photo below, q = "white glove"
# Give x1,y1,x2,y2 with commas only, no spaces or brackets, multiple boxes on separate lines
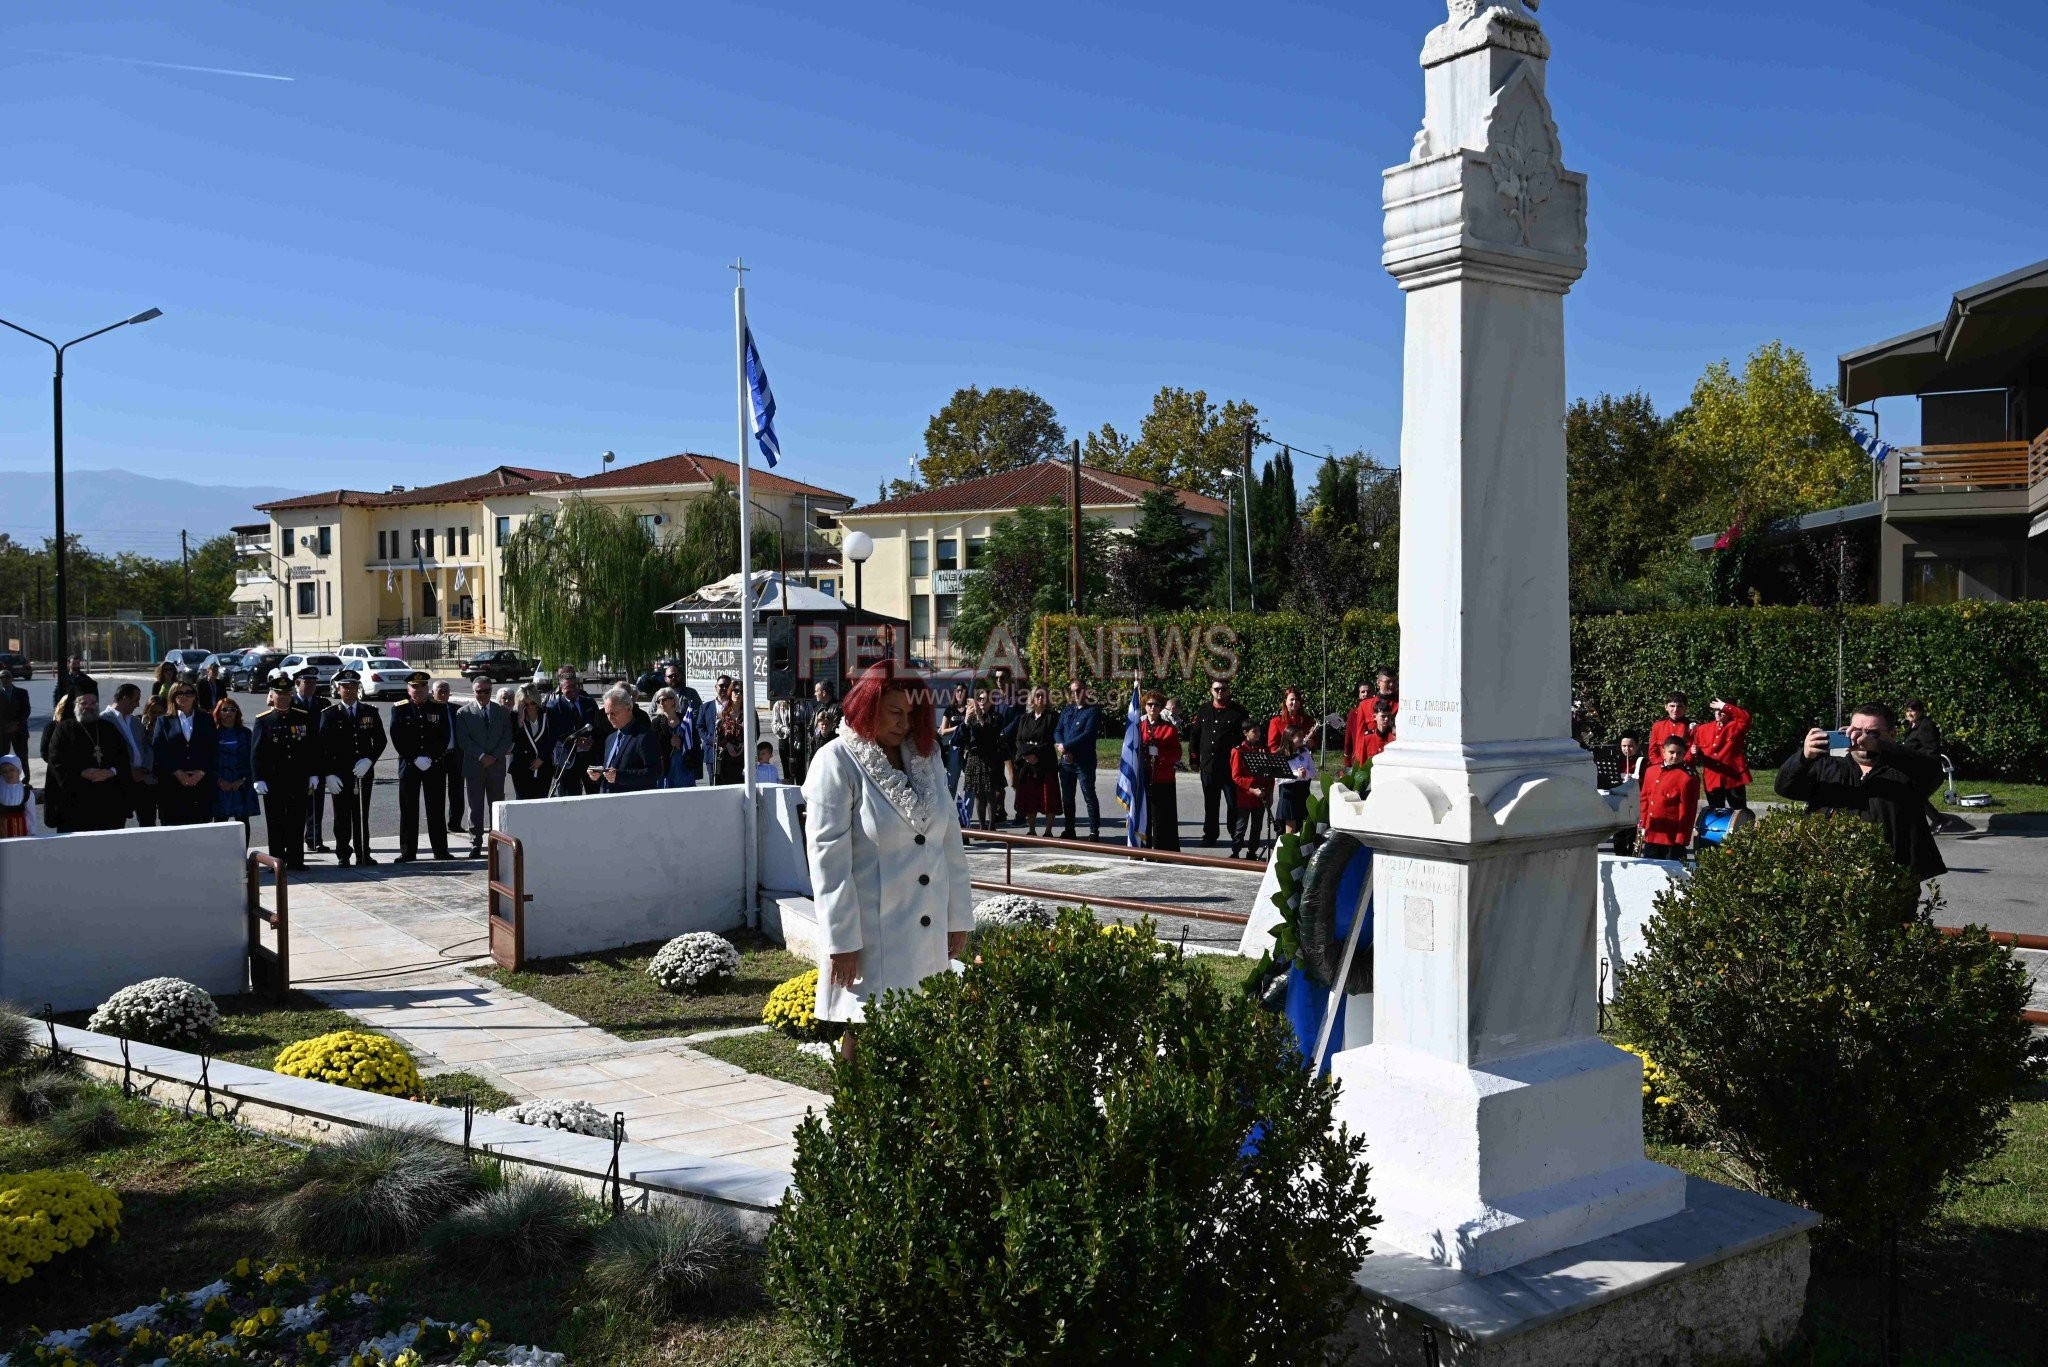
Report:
353,757,372,778
413,755,432,772
326,775,344,795
254,781,269,796
308,775,320,793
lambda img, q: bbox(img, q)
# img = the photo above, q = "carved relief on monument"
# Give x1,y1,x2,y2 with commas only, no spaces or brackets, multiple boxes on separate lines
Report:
1469,65,1584,258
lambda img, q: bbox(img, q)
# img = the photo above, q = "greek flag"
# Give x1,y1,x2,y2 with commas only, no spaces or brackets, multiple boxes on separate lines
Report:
744,327,781,468
1848,422,1896,466
1114,680,1147,847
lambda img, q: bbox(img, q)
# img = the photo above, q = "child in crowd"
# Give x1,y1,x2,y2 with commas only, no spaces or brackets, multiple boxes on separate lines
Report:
1637,734,1699,861
754,740,781,786
1228,719,1273,861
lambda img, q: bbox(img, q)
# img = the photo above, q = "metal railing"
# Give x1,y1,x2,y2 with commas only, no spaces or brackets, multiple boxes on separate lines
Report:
1937,924,2048,1025
960,828,1264,927
245,850,290,1000
487,831,530,969
2031,427,2048,492
1894,439,2032,494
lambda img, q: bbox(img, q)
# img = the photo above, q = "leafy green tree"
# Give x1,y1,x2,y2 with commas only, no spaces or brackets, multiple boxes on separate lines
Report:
1672,341,1867,536
1286,453,1399,614
952,504,1110,664
1566,392,1700,609
1086,387,1259,496
916,386,1067,488
1103,488,1210,615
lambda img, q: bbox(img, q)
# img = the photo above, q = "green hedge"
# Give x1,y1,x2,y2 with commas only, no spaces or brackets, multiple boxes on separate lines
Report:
1031,603,2048,780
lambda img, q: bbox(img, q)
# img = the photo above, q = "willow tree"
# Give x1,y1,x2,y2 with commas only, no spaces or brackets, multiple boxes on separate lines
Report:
502,498,685,671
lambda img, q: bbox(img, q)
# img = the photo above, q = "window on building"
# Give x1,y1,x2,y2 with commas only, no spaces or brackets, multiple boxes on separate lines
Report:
460,526,471,556
910,539,929,578
911,596,931,642
966,536,987,569
316,526,332,556
446,526,455,555
325,581,333,614
377,531,387,560
936,537,958,572
1907,554,2013,604
424,528,436,557
295,582,317,616
280,530,294,558
936,592,960,631
495,515,511,547
410,529,421,557
422,581,438,617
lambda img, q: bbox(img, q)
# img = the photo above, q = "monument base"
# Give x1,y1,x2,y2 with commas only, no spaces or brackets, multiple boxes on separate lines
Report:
1332,1178,1817,1367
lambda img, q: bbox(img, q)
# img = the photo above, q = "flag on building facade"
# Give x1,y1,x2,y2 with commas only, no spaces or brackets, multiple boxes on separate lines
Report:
1848,422,1897,465
1115,680,1147,847
744,327,780,468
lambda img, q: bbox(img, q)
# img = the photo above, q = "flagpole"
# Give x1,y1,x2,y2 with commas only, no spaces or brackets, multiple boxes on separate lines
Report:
734,259,759,930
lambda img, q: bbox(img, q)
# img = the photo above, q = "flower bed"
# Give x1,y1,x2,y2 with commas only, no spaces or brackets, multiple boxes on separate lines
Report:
86,978,220,1049
274,1031,422,1098
646,933,742,994
0,1171,121,1284
0,1259,564,1366
762,971,837,1043
494,1099,612,1137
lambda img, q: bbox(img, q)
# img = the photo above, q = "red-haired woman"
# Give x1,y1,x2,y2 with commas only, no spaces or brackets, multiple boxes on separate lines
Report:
803,663,974,1057
1267,686,1315,835
1138,691,1182,851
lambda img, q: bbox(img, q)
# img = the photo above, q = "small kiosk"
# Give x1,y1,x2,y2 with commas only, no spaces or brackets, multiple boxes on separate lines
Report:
657,571,909,709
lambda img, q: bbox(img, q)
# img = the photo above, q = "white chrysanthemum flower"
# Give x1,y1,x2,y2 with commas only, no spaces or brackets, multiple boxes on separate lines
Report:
496,1098,614,1136
86,977,221,1046
973,894,1057,930
646,932,742,993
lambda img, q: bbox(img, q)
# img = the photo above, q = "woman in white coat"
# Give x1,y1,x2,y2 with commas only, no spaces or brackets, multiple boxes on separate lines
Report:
802,662,974,1058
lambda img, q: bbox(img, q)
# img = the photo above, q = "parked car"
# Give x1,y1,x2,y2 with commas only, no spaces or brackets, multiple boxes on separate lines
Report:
460,649,538,683
336,643,384,662
163,648,212,683
225,650,286,690
276,652,346,697
359,657,417,701
0,650,30,680
196,651,240,682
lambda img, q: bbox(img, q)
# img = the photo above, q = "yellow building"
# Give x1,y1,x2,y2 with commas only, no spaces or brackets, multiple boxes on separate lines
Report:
254,454,852,650
834,461,1226,665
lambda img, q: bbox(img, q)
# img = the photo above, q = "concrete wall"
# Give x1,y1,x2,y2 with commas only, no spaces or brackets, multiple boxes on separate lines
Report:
0,823,248,1012
1598,853,1688,1001
757,785,810,896
494,787,748,959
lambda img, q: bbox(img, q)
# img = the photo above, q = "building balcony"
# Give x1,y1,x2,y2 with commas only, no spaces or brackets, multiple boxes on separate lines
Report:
1885,427,2047,500
234,568,275,586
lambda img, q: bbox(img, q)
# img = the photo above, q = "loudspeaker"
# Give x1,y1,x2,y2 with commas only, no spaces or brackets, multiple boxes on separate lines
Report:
766,616,796,701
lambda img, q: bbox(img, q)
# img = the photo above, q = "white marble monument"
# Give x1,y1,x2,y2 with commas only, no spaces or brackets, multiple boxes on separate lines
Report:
1325,3,1815,1360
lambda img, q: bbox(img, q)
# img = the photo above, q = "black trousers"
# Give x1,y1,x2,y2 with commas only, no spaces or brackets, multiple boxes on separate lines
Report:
263,785,307,866
305,784,327,846
399,762,450,857
130,779,158,827
333,777,375,862
1233,803,1266,858
1704,785,1748,811
1199,766,1240,845
158,781,211,826
1058,763,1099,837
1146,780,1180,851
444,755,464,828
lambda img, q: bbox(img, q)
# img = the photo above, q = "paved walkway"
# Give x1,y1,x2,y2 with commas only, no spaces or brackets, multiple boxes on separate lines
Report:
282,844,826,1174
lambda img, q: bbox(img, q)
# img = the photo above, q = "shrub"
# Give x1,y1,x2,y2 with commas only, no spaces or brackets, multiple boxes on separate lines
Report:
765,909,1376,1363
4,1069,83,1126
85,977,221,1048
496,1098,613,1136
646,932,743,993
47,1096,128,1152
1612,1042,1686,1146
423,1174,594,1277
587,1202,742,1317
266,1124,480,1254
0,1170,122,1284
0,1007,37,1071
273,1030,422,1097
763,970,838,1043
1612,811,2044,1246
971,894,1056,931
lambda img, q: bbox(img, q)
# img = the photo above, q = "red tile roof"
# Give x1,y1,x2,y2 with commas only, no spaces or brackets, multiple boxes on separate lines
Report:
557,452,852,502
843,461,1227,518
256,465,572,513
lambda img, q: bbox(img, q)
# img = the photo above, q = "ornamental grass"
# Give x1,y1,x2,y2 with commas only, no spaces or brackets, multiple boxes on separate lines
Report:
422,1174,596,1278
272,1030,421,1097
586,1203,743,1318
264,1124,480,1255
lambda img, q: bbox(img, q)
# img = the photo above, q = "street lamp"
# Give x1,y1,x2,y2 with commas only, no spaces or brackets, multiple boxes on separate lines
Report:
0,307,163,672
842,529,874,613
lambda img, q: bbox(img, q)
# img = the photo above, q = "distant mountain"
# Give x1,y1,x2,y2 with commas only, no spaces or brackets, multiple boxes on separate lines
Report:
0,469,305,557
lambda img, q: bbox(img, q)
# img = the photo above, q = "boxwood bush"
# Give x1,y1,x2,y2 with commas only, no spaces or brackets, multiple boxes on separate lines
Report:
1611,811,2044,1245
1033,601,2048,778
765,910,1376,1364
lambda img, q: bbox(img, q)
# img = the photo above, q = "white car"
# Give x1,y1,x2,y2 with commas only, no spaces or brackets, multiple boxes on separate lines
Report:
336,643,384,661
358,657,416,700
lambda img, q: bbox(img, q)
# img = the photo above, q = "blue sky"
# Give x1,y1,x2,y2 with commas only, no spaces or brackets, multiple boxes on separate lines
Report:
0,0,2039,531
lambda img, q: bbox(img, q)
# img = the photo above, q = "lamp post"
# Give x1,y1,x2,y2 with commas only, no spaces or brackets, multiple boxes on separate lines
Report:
0,307,163,671
842,529,874,613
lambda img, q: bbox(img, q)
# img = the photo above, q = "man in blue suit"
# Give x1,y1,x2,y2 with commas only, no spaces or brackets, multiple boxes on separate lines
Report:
590,685,658,793
542,667,602,796
1054,679,1102,841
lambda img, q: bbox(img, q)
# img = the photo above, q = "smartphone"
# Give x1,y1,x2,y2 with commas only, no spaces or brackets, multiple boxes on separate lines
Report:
1825,729,1850,756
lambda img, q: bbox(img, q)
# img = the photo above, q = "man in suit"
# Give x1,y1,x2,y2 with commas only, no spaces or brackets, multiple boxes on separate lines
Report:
104,682,158,827
46,689,132,832
319,670,387,867
392,672,454,861
543,668,602,796
252,679,316,869
454,675,515,857
0,668,31,783
589,685,658,793
51,656,97,714
433,679,465,833
293,667,331,852
195,662,228,716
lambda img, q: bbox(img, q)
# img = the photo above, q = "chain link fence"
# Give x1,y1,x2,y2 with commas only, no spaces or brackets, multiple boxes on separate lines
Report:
0,615,262,667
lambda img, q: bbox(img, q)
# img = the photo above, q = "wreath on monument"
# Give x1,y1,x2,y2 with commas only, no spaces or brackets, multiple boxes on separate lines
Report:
1250,763,1373,1011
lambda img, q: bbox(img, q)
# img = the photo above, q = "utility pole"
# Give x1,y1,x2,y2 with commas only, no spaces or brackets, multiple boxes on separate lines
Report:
1069,438,1083,614
180,529,193,637
1242,421,1258,613
1225,486,1237,613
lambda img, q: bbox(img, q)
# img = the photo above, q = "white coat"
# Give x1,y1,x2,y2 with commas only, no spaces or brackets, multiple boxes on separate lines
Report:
802,733,974,1023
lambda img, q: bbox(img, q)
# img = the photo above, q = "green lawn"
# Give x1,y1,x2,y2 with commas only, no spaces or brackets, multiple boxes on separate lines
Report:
474,932,811,1043
691,1032,837,1095
1751,767,2048,817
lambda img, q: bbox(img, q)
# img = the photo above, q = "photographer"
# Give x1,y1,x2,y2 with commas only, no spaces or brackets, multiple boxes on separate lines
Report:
1774,703,1946,880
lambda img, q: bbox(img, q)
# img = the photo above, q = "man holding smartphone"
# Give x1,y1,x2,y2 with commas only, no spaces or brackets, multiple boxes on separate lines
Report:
1774,702,1945,880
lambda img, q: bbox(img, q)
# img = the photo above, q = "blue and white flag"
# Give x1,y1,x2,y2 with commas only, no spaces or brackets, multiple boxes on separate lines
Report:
1848,422,1896,466
744,327,781,468
1114,680,1147,847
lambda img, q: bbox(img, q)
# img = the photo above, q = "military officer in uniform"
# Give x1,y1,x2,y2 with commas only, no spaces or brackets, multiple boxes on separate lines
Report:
293,667,332,852
251,678,317,869
391,671,454,862
320,669,388,867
